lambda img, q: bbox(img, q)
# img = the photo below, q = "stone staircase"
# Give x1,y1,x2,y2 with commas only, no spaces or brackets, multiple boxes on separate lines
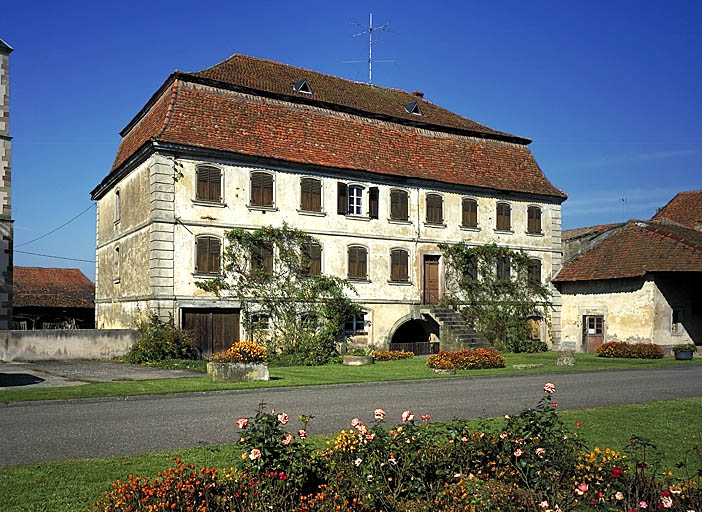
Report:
426,307,484,351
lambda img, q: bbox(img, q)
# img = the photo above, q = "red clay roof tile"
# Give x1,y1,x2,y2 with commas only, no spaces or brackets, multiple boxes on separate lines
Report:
13,267,95,308
652,190,702,229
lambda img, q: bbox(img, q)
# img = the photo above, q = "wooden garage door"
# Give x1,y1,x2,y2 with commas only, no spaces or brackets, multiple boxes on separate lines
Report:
182,308,240,358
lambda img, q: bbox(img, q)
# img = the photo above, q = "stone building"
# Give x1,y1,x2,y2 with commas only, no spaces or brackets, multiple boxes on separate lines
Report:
555,218,702,352
91,55,566,356
0,38,13,330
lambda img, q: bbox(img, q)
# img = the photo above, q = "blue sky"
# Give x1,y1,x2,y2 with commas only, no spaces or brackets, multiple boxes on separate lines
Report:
4,0,702,280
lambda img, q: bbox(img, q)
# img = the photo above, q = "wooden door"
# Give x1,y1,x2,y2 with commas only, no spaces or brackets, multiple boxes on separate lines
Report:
582,315,604,353
182,308,240,358
423,255,441,305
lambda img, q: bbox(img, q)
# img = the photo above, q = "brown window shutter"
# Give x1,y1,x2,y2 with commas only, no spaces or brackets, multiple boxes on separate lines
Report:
307,243,321,276
263,244,273,276
337,182,348,215
369,187,379,219
251,172,262,206
196,238,207,272
263,173,273,206
528,206,541,233
197,169,209,200
463,199,477,227
467,255,478,280
529,259,541,285
358,247,367,279
300,178,311,210
390,190,400,220
311,179,321,212
497,203,511,230
348,246,356,278
210,168,221,202
426,194,443,224
209,238,221,273
391,249,408,281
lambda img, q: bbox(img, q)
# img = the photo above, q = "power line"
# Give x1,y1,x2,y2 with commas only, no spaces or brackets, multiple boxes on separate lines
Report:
15,250,95,263
15,203,96,248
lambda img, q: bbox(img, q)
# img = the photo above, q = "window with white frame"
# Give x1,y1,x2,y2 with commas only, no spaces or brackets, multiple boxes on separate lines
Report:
348,185,363,215
344,311,367,334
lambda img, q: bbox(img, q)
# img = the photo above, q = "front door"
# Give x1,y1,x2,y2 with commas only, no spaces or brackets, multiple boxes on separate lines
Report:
182,308,240,358
582,315,604,353
423,255,441,305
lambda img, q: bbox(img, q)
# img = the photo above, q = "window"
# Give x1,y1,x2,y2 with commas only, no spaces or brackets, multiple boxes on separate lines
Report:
348,185,363,215
672,309,683,335
390,249,409,282
300,177,322,212
368,187,379,219
195,236,221,274
345,311,367,333
251,243,273,277
390,189,409,221
497,255,510,280
302,242,322,277
348,246,368,280
197,166,222,202
250,171,274,207
462,198,478,228
404,101,422,115
114,245,120,282
426,193,443,224
528,258,542,286
527,206,542,234
496,202,511,231
293,79,312,94
114,190,121,224
465,255,478,281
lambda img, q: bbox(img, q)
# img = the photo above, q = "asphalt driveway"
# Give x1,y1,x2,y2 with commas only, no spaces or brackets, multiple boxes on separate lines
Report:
0,360,202,389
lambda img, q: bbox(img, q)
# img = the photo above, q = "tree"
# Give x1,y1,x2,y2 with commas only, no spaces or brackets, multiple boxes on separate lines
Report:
197,224,361,364
439,242,551,351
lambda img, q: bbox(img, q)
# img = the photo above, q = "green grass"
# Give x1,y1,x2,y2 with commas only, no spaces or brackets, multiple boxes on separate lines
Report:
2,352,700,404
0,398,700,512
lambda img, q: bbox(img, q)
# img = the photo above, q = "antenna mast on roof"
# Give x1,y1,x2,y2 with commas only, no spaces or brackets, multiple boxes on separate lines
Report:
346,12,394,83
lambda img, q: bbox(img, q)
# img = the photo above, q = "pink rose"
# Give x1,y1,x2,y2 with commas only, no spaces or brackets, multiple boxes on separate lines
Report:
535,447,546,456
351,417,363,429
576,482,588,495
236,418,248,429
499,432,508,440
374,408,386,421
298,429,307,439
543,382,556,394
639,501,648,509
277,413,289,425
401,410,414,423
420,414,431,421
514,449,523,457
281,433,293,446
249,448,261,460
661,496,672,508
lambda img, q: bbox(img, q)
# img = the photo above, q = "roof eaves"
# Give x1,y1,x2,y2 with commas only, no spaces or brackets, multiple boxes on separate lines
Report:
120,74,177,137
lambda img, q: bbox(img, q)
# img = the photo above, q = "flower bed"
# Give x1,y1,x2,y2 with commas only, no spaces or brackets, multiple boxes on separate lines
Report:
93,384,702,511
212,340,268,363
371,350,414,361
426,347,506,370
596,341,664,359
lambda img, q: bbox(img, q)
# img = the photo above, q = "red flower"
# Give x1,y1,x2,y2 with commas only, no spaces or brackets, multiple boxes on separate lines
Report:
612,468,623,478
575,422,581,428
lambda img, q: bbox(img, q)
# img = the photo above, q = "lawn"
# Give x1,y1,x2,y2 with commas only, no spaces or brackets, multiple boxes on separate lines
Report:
1,352,700,404
0,397,700,512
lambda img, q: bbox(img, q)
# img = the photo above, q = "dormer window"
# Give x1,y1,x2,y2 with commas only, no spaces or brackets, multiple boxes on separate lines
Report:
404,101,422,115
293,79,313,94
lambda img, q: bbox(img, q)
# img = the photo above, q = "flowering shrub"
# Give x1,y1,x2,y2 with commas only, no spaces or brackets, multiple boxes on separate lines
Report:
596,341,664,359
371,350,414,361
212,340,268,363
427,348,506,370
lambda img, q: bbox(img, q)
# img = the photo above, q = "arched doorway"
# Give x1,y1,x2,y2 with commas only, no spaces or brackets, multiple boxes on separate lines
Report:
390,316,440,355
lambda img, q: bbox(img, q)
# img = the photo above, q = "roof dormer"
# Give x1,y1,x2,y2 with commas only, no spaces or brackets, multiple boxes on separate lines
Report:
293,79,313,94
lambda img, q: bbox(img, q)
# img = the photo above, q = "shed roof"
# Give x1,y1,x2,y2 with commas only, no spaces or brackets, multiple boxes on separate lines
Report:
13,267,95,308
652,190,702,229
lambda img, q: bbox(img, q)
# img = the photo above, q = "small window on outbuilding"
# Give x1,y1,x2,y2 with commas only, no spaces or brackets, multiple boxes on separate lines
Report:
197,166,222,203
404,101,423,115
293,79,313,94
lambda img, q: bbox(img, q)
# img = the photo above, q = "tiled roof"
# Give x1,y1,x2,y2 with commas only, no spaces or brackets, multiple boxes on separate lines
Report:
103,70,566,200
652,190,702,229
554,220,702,282
13,267,95,308
562,222,625,241
186,54,522,141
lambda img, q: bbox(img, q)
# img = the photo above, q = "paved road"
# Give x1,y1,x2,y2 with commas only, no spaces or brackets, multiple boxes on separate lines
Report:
2,366,701,466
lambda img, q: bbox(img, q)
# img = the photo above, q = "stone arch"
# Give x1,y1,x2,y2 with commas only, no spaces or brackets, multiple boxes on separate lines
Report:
388,314,440,354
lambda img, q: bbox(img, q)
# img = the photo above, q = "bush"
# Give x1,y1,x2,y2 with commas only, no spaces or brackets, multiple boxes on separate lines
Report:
506,338,548,353
427,348,506,370
212,340,267,363
597,341,664,359
372,350,414,361
125,311,196,364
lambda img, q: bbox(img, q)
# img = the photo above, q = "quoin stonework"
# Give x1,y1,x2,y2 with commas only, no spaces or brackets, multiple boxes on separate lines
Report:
0,38,13,330
91,55,567,356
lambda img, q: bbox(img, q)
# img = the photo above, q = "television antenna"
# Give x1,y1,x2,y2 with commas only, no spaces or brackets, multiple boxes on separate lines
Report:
344,12,395,83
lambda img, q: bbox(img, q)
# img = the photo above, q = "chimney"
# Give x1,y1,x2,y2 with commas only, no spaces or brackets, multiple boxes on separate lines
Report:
412,91,424,98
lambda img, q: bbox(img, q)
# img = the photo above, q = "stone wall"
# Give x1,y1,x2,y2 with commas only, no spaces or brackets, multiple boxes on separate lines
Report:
0,329,137,361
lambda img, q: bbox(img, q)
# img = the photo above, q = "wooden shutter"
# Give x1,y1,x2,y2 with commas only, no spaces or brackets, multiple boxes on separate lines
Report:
301,178,321,212
209,238,220,274
197,168,209,200
391,249,408,281
251,172,263,206
348,246,367,279
497,255,510,280
369,187,379,219
337,182,348,215
529,259,541,285
462,198,477,228
426,194,443,224
497,203,511,230
304,243,322,276
528,206,541,233
262,243,273,276
262,173,273,206
196,238,207,272
467,255,478,280
209,168,221,202
390,189,408,220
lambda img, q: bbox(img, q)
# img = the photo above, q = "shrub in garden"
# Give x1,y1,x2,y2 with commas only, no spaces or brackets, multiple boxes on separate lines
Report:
427,348,505,370
596,341,664,359
505,338,549,353
212,340,268,363
371,350,414,361
126,311,196,363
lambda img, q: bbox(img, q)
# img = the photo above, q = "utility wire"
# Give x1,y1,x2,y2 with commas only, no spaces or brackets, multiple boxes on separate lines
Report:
15,203,96,248
15,250,96,263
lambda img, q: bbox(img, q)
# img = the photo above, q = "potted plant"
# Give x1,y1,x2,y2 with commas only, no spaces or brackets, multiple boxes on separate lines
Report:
207,340,269,381
672,344,698,360
343,347,375,366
